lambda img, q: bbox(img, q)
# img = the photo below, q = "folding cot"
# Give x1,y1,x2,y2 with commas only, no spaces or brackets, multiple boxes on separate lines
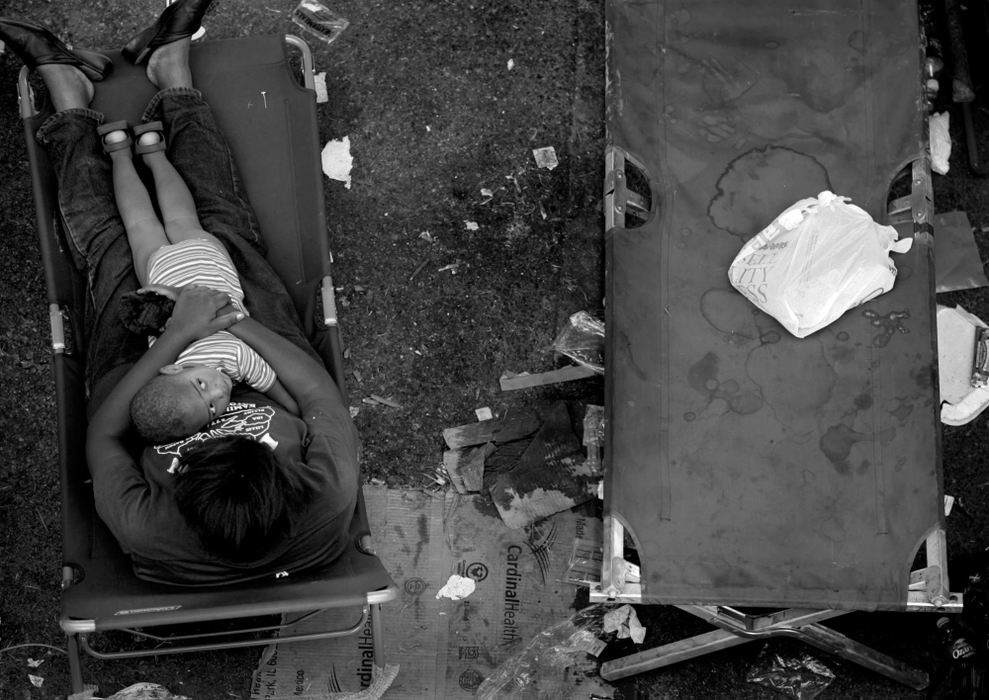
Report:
591,0,956,689
17,35,397,693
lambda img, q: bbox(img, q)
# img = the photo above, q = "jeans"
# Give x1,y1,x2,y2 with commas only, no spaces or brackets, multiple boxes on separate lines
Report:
35,88,321,410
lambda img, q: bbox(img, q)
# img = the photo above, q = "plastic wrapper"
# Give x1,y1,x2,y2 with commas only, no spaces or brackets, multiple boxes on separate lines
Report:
552,311,604,373
292,1,350,46
475,604,610,699
745,645,835,699
728,191,913,338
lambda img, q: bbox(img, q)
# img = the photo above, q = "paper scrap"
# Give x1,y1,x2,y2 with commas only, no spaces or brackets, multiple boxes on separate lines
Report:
475,407,493,421
436,574,476,600
930,111,951,175
945,494,955,517
26,658,44,668
507,58,515,70
532,146,559,170
313,70,329,103
321,136,353,188
29,675,44,688
464,220,479,231
603,604,646,644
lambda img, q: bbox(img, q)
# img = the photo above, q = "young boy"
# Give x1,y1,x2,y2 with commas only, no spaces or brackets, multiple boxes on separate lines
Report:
101,121,297,444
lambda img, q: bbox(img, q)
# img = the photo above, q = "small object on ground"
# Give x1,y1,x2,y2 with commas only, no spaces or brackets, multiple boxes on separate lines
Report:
603,604,646,643
291,0,350,45
933,211,989,293
552,310,605,372
499,364,597,391
475,604,614,700
945,494,955,517
321,136,353,188
464,220,479,231
973,327,989,387
532,146,559,170
930,111,951,174
435,574,476,600
446,442,494,493
369,394,402,408
474,406,493,421
313,70,329,103
934,616,985,698
939,305,989,425
746,645,835,699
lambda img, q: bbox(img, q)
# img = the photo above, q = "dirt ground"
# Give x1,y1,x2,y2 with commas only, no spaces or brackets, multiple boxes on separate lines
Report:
1,0,988,698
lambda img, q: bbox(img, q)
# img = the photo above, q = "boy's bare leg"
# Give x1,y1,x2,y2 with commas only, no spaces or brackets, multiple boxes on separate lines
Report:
140,134,205,243
141,37,206,243
104,128,168,284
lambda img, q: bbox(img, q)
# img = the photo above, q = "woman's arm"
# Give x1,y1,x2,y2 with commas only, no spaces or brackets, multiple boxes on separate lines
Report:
225,316,345,416
264,378,300,416
86,286,242,465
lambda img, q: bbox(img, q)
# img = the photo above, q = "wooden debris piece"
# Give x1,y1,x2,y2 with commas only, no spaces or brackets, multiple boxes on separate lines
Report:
461,442,495,492
443,450,468,494
499,364,598,391
442,409,540,449
487,401,598,528
369,394,402,408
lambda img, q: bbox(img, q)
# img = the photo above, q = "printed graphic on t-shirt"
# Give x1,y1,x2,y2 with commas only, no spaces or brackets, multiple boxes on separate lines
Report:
154,401,276,458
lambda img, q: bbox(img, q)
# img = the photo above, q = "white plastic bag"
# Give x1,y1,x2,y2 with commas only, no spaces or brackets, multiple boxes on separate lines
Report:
728,191,913,338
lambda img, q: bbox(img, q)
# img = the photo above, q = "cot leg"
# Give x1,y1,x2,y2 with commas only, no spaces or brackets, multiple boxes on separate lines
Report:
66,633,84,693
370,602,386,667
794,623,929,690
600,628,752,681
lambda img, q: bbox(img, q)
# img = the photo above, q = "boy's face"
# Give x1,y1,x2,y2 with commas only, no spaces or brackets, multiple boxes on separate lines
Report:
160,364,233,426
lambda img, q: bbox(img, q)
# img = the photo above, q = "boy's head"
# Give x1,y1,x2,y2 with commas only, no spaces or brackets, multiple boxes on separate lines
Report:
130,364,233,444
173,435,314,562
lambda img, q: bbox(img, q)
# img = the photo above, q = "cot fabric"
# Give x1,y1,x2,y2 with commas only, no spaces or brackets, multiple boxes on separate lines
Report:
178,330,276,391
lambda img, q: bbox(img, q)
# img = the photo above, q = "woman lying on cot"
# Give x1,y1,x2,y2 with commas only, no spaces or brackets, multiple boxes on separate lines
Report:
0,0,360,585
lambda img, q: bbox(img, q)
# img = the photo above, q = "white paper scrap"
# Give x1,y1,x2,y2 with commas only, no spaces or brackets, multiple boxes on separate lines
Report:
436,574,476,600
321,137,353,189
313,71,329,104
533,146,559,170
475,407,493,421
603,604,646,644
930,111,951,175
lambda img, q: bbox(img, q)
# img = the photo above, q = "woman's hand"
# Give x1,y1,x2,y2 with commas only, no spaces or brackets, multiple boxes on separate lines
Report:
162,285,243,342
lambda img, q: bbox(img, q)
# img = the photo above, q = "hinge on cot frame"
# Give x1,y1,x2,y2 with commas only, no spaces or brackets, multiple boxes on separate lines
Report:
49,303,67,354
604,146,653,231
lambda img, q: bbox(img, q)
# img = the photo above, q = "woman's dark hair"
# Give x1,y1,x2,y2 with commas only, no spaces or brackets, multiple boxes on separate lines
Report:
173,435,313,562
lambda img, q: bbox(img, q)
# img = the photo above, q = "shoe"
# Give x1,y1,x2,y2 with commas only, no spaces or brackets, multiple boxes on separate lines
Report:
0,18,111,80
97,120,133,154
133,121,167,155
121,0,214,65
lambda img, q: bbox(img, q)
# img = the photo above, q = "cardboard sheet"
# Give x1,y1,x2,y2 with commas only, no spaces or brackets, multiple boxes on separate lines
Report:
251,487,605,699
